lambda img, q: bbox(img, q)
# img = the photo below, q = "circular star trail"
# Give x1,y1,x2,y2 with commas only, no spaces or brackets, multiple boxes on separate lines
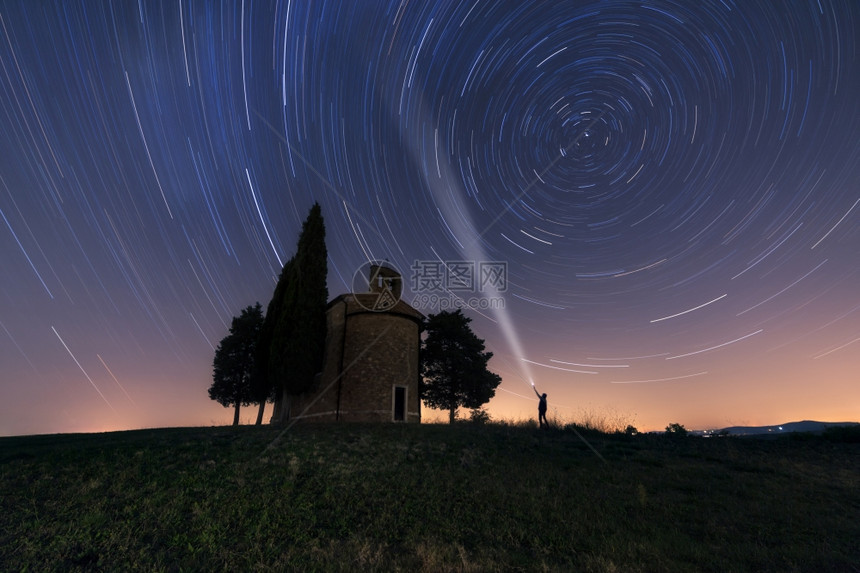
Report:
0,1,858,434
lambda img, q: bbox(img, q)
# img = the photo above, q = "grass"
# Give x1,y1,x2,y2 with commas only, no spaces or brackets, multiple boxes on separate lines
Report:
1,422,858,572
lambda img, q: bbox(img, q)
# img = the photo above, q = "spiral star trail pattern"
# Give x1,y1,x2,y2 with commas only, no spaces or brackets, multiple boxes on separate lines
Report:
1,1,857,436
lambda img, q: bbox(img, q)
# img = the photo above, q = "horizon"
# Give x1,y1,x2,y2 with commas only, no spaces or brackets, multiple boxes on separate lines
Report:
4,417,860,440
1,1,858,438
2,409,858,440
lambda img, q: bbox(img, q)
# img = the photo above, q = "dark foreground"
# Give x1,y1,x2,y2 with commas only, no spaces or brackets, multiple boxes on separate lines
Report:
1,422,858,572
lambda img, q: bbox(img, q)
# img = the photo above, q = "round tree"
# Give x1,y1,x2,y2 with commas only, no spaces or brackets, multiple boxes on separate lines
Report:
209,303,263,425
420,309,501,423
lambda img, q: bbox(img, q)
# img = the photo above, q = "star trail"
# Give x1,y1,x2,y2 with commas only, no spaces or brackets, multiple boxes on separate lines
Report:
1,1,858,436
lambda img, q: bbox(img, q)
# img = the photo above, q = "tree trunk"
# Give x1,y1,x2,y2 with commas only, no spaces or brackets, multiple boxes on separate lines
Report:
272,389,292,424
282,393,292,423
449,405,456,424
232,402,241,426
255,400,266,425
271,392,282,423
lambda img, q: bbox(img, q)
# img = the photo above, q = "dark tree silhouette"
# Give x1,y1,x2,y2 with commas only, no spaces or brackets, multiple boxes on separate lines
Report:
665,422,688,437
268,203,328,423
209,303,263,425
252,257,295,425
420,309,502,424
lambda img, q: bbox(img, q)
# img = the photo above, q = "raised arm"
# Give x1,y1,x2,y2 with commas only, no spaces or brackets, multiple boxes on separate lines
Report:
533,385,541,398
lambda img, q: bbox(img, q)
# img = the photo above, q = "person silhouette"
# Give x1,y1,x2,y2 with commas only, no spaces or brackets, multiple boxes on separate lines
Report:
533,385,548,429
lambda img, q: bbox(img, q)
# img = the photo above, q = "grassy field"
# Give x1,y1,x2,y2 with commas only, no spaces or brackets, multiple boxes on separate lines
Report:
1,421,858,572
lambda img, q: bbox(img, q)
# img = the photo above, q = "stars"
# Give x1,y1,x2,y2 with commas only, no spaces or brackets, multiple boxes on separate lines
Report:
0,1,858,434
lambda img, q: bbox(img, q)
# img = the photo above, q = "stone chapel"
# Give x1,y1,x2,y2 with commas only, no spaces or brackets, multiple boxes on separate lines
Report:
284,264,424,423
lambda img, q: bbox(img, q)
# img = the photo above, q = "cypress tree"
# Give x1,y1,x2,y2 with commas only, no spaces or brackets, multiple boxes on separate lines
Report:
269,203,328,423
252,256,295,424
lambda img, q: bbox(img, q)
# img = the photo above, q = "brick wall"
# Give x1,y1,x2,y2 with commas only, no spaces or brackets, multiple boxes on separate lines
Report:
288,294,422,423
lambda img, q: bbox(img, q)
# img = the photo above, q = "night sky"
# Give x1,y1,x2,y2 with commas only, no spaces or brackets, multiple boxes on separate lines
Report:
1,1,858,437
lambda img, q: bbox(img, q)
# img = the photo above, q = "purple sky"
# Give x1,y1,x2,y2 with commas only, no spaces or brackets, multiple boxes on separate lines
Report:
1,1,858,436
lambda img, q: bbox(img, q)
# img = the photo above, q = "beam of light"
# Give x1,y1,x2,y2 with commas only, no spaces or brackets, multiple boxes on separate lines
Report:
666,329,764,360
650,293,727,323
417,106,605,392
398,98,536,390
611,371,709,384
52,327,117,414
97,354,136,405
424,247,504,325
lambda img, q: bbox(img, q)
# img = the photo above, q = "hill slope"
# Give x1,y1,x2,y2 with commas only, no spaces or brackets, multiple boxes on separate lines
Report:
717,420,860,436
1,423,858,571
